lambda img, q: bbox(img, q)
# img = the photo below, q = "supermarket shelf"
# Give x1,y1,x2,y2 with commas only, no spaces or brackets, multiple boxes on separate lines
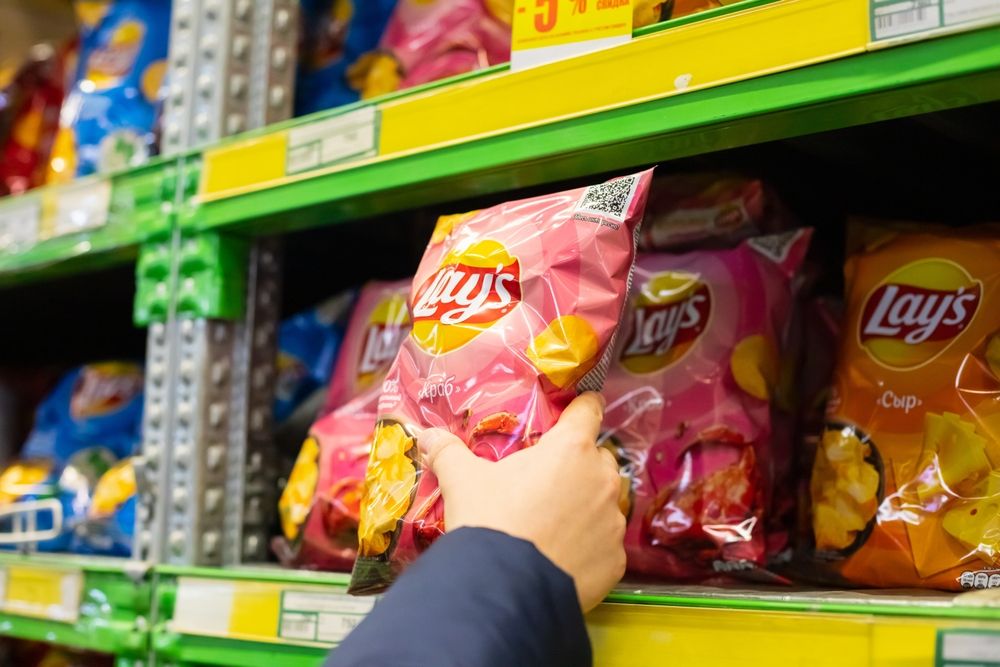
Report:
0,552,151,657
150,566,1000,667
192,8,1000,239
194,0,868,232
0,159,171,287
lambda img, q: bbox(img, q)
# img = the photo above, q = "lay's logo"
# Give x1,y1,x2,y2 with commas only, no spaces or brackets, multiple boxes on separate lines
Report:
859,259,981,369
411,240,521,354
620,272,710,374
86,20,145,89
70,363,143,419
358,292,410,386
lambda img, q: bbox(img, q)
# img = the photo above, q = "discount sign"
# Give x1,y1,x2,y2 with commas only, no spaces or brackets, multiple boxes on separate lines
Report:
511,0,634,70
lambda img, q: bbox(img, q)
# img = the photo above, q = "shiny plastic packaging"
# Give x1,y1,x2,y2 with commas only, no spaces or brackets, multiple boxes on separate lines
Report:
0,45,69,196
83,456,137,555
639,173,791,252
601,231,812,581
295,0,396,115
352,0,511,99
633,0,672,26
349,170,654,593
274,292,355,424
322,280,412,413
0,362,143,553
277,280,411,570
277,393,380,570
47,0,169,181
810,222,1000,590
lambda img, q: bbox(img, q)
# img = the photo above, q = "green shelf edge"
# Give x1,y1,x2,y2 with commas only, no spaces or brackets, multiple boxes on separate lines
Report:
155,563,350,586
153,632,328,667
0,159,171,288
198,25,1000,237
0,554,151,656
0,552,147,575
604,589,1000,621
0,612,134,655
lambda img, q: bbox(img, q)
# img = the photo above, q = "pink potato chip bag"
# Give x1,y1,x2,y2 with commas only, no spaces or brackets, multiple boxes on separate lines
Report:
352,0,512,98
639,173,793,252
323,280,413,414
276,280,411,570
600,230,811,581
349,170,654,593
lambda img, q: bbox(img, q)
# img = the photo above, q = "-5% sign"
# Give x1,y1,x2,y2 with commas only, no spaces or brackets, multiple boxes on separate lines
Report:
511,0,634,70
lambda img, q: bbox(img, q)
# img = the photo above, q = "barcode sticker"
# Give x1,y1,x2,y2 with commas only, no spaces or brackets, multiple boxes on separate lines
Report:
278,589,375,644
873,0,941,37
0,196,41,252
937,629,1000,666
871,0,1000,41
286,107,379,176
51,177,112,238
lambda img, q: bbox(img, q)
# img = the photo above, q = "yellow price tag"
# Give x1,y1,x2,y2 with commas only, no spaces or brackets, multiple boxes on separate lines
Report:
1,566,82,623
511,0,633,70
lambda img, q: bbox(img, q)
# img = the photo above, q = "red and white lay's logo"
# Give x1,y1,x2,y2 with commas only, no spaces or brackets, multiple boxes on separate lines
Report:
411,240,521,354
620,272,710,374
358,292,410,387
859,258,982,369
70,362,144,419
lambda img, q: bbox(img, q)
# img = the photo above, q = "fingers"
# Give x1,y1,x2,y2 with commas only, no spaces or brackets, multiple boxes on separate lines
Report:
598,445,619,474
418,428,477,493
543,392,605,448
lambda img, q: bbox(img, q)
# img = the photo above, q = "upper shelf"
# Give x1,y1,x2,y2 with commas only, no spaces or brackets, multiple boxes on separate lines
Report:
0,0,997,285
191,0,1000,237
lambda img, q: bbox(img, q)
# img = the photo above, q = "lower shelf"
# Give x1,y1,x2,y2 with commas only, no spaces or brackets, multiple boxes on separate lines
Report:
152,567,1000,667
0,553,996,665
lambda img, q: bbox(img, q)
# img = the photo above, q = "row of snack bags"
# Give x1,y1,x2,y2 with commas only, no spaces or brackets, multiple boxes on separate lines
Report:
0,294,353,556
279,169,1000,594
294,0,727,115
3,0,740,197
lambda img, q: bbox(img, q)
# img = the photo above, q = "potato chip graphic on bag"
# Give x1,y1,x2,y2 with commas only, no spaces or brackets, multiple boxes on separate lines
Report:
350,170,654,594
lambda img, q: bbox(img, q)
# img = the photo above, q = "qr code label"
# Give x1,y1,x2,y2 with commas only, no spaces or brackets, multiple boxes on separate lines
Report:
576,176,639,222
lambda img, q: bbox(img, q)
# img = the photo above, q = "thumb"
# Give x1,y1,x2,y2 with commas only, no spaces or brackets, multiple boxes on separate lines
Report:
418,428,478,492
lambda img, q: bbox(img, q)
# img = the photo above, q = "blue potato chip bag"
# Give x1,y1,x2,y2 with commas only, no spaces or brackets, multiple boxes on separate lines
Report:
22,362,144,463
295,0,396,116
0,363,143,553
48,0,170,180
274,292,355,424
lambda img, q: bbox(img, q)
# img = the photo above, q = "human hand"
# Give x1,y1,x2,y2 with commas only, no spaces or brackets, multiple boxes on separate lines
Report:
419,392,626,612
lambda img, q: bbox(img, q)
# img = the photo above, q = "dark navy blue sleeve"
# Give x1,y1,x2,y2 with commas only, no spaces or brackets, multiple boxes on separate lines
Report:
325,527,593,667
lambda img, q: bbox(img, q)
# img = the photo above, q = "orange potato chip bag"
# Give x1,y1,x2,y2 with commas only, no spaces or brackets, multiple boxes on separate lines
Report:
811,221,1000,590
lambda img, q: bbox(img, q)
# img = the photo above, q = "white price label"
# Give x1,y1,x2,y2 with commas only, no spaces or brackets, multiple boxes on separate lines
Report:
171,577,369,645
279,589,374,644
51,177,111,238
938,630,1000,666
0,197,41,252
871,0,1000,41
286,107,379,175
